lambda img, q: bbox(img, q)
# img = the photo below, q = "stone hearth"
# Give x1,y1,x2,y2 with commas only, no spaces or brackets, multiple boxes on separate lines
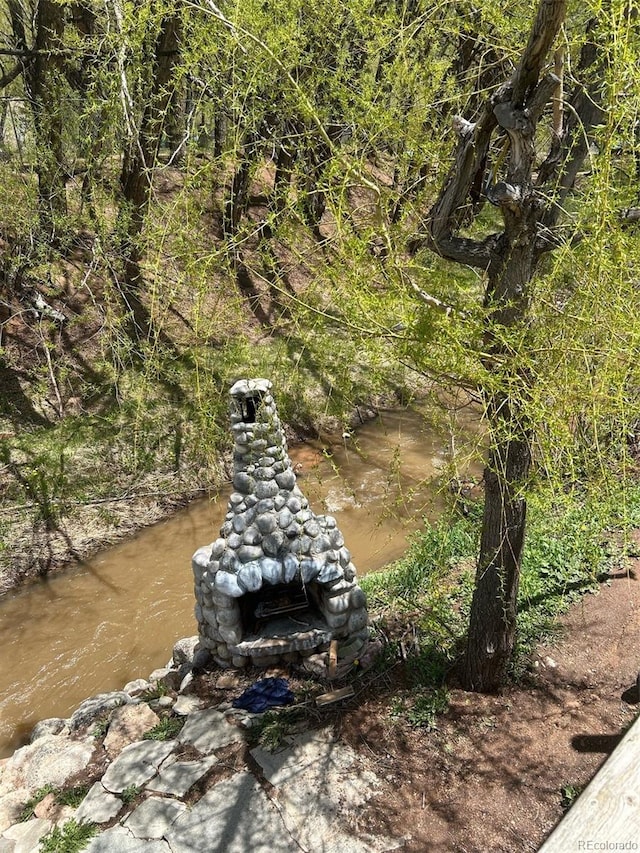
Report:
192,378,369,668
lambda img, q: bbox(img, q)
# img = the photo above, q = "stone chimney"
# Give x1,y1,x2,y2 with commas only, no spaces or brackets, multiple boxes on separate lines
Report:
192,379,369,669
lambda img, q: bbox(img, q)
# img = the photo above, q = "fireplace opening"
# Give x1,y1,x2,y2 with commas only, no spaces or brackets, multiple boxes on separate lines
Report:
236,391,265,424
240,580,324,636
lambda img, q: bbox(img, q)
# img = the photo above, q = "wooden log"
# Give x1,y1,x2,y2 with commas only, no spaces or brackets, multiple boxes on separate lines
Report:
315,685,355,707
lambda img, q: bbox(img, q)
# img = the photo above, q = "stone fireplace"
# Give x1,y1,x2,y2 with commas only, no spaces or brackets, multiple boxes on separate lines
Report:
192,378,369,669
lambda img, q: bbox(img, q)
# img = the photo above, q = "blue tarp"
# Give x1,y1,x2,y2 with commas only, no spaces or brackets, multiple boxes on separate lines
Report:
232,677,295,713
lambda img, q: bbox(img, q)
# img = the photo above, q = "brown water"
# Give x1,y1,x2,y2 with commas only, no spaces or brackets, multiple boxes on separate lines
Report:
0,407,477,758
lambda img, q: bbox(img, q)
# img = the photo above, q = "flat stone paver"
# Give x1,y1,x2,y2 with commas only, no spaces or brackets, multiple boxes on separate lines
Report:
85,825,171,853
250,728,354,791
177,708,244,753
0,817,52,853
251,729,392,853
123,796,186,839
165,771,294,853
101,741,175,794
75,782,123,824
145,754,218,797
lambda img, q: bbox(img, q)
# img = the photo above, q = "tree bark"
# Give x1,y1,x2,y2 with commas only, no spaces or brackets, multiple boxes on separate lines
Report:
119,6,181,298
19,0,68,236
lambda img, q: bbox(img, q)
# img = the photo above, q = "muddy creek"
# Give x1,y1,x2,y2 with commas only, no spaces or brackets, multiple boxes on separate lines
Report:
0,407,478,758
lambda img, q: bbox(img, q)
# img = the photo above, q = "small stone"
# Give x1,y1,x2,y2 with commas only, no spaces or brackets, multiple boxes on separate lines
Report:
33,793,74,824
260,558,283,585
237,544,263,563
255,480,278,499
255,466,275,480
172,637,199,667
191,546,211,582
304,519,321,537
238,563,263,592
278,508,293,529
227,532,242,549
338,547,351,567
344,563,356,581
309,534,332,555
104,704,161,757
300,559,321,582
242,525,262,546
275,470,296,490
233,472,254,493
214,571,244,597
259,456,276,467
350,587,367,609
263,531,285,556
287,496,302,513
283,554,298,582
348,609,369,633
274,495,286,510
216,673,241,689
255,498,274,514
326,593,351,614
212,589,234,607
123,679,151,697
173,694,205,717
193,648,213,670
216,607,237,626
218,550,235,571
217,644,231,660
329,529,345,548
229,493,244,506
290,535,311,555
30,718,67,742
256,514,277,534
317,561,342,583
219,624,242,645
232,515,246,534
325,611,348,629
231,655,249,668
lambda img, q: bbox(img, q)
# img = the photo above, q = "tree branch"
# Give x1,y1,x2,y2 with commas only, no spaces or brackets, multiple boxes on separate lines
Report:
0,56,31,89
511,0,568,107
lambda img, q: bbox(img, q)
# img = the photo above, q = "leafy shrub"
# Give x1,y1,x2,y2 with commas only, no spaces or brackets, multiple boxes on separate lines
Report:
39,820,97,853
142,716,184,741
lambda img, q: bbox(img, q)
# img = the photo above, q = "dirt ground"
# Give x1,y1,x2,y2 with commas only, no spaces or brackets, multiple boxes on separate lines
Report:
332,547,640,852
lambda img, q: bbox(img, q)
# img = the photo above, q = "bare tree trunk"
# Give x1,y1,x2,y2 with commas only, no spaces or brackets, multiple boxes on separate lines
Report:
119,7,181,303
16,0,68,237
